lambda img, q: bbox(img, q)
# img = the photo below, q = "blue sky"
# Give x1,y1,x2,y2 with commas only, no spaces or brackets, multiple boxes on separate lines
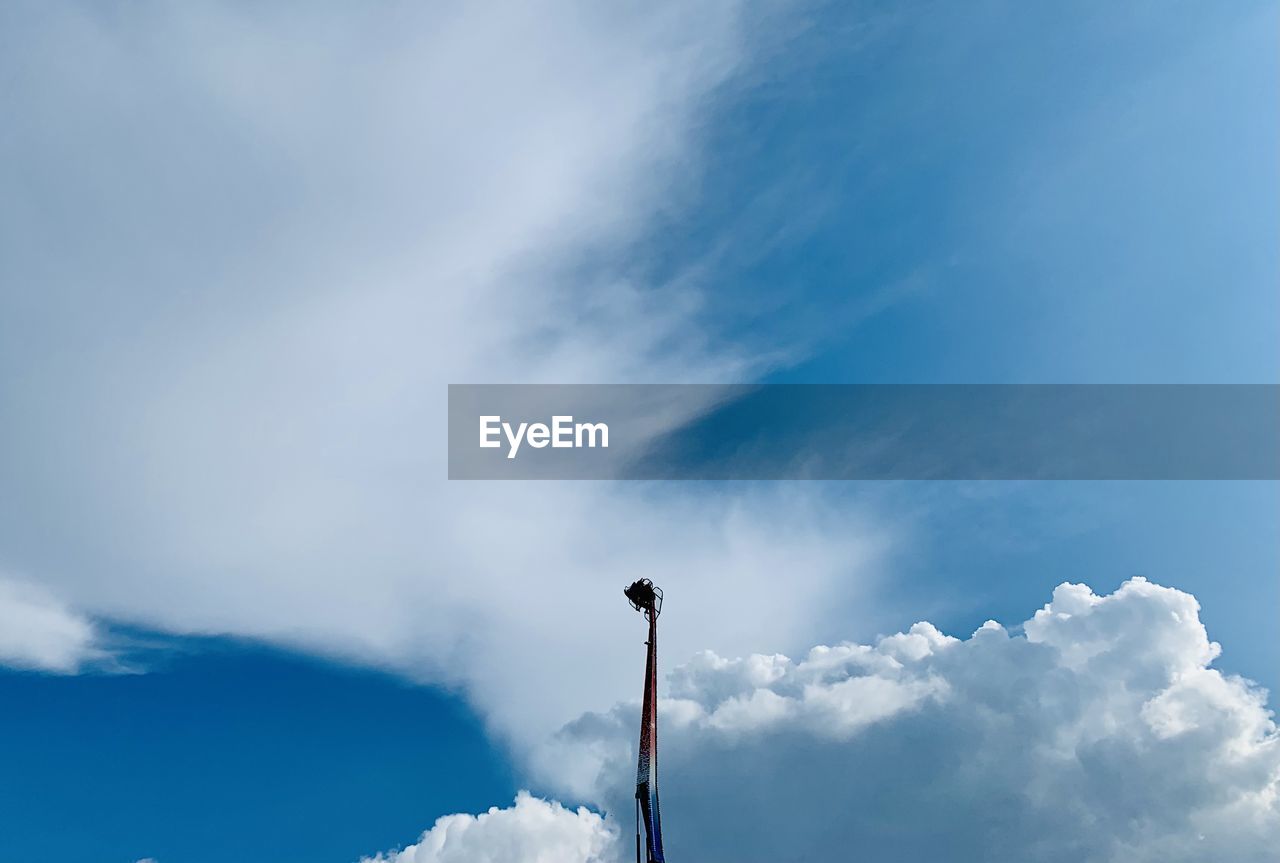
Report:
0,2,1276,862
0,643,512,862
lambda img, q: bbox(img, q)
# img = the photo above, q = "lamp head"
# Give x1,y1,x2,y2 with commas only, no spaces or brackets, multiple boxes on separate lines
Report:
624,578,662,617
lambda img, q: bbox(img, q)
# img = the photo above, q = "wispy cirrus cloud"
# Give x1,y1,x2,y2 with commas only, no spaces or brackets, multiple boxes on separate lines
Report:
0,1,889,746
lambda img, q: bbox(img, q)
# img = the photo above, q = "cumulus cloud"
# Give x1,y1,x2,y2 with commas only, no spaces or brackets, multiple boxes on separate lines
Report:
361,792,614,863
543,578,1279,862
0,577,105,673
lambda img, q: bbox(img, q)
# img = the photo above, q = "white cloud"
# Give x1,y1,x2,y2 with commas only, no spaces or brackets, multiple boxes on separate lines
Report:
543,578,1279,862
0,577,104,673
361,792,614,863
0,0,887,736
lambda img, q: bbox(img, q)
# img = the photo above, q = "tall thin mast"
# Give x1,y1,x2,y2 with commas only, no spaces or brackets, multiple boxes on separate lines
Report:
624,579,666,863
